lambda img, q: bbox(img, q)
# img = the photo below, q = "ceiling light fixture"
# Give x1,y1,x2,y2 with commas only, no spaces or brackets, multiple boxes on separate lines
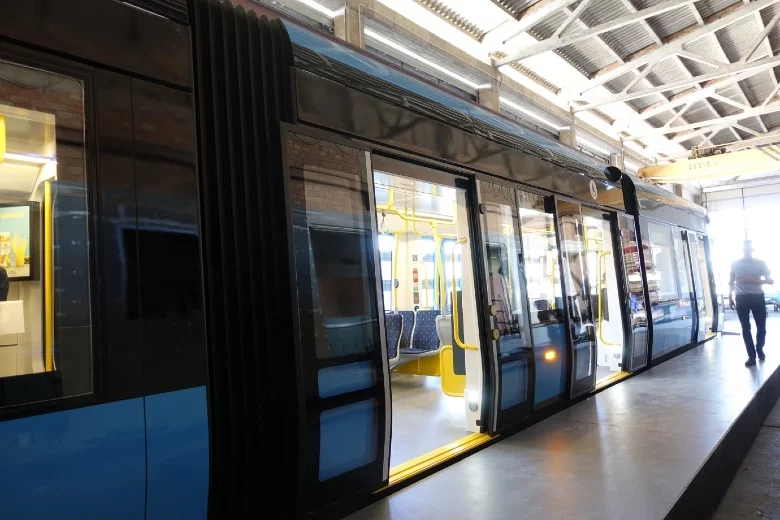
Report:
2,152,54,165
498,96,563,130
364,28,491,90
292,0,340,18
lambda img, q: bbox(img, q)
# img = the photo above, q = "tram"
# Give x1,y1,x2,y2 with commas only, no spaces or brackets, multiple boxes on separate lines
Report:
0,0,721,519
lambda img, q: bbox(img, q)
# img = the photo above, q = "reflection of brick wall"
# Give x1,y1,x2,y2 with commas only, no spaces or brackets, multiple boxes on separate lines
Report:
0,75,85,187
286,134,365,215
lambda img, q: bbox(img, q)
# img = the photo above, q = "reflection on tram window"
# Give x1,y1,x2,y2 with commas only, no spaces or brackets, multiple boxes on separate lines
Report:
517,191,566,405
287,135,381,361
645,220,693,358
688,236,709,341
480,182,526,351
557,201,595,388
619,216,648,367
479,181,530,413
696,236,715,334
0,59,92,406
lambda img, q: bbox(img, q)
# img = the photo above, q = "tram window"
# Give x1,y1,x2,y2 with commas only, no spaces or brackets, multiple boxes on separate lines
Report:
378,233,394,311
287,134,382,363
0,59,92,407
517,191,566,404
645,221,678,304
672,231,693,300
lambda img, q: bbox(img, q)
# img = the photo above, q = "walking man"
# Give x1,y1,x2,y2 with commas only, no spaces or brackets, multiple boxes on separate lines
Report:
729,240,773,366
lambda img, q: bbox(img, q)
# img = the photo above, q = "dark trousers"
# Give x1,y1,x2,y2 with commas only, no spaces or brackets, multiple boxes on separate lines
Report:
736,294,767,359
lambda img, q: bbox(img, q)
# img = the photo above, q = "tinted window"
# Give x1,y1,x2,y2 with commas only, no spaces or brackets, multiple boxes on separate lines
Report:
0,59,92,407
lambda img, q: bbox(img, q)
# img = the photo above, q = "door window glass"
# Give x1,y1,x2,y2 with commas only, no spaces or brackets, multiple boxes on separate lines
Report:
480,182,528,355
619,216,648,370
517,192,566,405
479,182,530,417
0,59,92,407
645,220,692,358
697,236,715,333
557,200,596,394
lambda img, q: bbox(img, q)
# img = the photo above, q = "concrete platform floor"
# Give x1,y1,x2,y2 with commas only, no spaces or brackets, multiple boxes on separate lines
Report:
712,398,780,519
349,314,780,520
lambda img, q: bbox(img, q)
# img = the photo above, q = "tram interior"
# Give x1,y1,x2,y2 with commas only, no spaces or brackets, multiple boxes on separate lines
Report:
581,210,625,382
0,64,66,379
374,171,483,468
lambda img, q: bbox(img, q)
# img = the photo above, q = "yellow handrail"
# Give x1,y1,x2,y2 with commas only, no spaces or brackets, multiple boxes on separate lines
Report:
451,239,479,351
44,180,53,372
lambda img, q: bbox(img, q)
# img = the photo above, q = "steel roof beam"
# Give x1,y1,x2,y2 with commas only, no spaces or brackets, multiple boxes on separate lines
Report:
495,0,693,66
575,53,780,112
562,0,780,98
625,103,780,141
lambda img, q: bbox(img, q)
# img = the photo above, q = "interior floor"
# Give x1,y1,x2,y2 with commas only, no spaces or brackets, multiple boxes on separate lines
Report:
596,365,613,383
390,374,467,468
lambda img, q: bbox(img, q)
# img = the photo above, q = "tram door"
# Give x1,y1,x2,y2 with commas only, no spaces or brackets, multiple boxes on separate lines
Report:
556,200,598,397
478,181,534,432
286,134,390,512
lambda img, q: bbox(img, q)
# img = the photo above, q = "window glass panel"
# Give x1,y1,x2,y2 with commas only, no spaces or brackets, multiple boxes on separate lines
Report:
0,59,92,406
697,236,714,332
287,134,382,362
517,192,566,405
619,216,648,368
645,221,677,305
479,182,528,356
645,220,692,358
557,200,594,387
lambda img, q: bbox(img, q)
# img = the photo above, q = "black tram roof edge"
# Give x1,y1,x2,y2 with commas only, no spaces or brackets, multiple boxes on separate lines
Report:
279,18,707,224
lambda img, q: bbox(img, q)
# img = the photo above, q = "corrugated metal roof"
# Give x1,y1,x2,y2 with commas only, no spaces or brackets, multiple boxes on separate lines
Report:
559,38,618,76
530,11,568,39
603,22,658,57
578,0,630,27
716,15,766,63
694,0,742,20
646,6,698,40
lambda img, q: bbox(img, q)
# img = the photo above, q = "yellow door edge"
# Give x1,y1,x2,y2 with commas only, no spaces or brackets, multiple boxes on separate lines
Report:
594,370,630,391
380,432,495,490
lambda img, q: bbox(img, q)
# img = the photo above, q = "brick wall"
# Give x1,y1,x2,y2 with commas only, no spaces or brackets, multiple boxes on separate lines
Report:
0,62,85,188
286,133,366,215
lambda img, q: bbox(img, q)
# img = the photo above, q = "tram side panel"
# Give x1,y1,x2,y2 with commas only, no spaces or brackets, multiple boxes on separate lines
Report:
130,79,208,519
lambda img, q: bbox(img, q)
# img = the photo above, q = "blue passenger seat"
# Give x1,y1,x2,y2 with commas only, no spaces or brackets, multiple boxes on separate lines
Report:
398,310,415,352
384,313,403,368
405,310,441,355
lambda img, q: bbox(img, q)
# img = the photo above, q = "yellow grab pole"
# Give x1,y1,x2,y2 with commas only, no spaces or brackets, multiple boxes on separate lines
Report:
44,181,54,372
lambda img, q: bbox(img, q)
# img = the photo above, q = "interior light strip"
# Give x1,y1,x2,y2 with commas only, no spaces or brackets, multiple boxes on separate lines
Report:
498,96,563,131
364,28,491,91
3,152,53,165
292,0,341,18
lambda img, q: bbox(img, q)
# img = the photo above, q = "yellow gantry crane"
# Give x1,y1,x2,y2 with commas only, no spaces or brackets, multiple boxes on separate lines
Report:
638,145,780,182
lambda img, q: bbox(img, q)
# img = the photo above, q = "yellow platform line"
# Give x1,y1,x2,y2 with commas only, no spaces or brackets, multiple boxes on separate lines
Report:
381,432,495,490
